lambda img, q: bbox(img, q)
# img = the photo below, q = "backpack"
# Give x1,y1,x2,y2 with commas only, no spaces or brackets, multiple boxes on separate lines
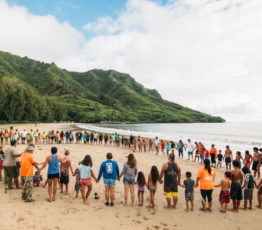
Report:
247,174,254,189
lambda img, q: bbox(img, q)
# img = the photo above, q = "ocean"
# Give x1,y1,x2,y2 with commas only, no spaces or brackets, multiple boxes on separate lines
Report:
78,122,262,156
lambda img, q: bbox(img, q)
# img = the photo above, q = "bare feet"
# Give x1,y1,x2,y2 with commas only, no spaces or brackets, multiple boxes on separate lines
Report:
123,203,128,207
256,205,262,209
163,205,171,210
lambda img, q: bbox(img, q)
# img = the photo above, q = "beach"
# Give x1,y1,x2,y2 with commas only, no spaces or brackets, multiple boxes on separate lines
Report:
0,123,261,230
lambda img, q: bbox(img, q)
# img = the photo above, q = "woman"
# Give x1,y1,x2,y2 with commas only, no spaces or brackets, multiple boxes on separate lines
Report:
177,140,185,160
119,153,137,207
195,159,216,211
39,147,62,202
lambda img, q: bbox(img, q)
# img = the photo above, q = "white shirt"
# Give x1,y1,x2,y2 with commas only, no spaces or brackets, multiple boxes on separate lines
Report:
187,142,194,152
155,139,159,146
21,131,27,138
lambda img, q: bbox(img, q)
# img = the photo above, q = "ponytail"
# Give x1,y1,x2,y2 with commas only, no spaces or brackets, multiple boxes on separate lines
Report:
204,159,211,175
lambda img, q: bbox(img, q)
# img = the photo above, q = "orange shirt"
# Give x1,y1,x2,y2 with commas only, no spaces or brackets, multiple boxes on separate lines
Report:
20,152,35,177
4,132,9,138
197,168,216,190
210,147,217,158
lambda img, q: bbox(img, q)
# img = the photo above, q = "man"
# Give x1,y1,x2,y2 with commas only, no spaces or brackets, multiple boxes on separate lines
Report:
160,153,181,209
230,160,243,212
60,150,75,194
97,153,119,206
3,140,24,189
252,147,261,179
224,146,233,171
210,144,217,168
21,129,27,144
186,139,194,161
154,137,160,155
20,144,39,202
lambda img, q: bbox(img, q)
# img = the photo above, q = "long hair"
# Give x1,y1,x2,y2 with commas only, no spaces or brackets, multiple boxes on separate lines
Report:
204,159,211,175
137,171,146,186
169,153,175,162
82,155,93,167
150,166,159,185
127,153,136,168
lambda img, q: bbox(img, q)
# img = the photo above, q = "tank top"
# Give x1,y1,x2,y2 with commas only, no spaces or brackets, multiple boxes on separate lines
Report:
48,155,59,174
164,162,178,188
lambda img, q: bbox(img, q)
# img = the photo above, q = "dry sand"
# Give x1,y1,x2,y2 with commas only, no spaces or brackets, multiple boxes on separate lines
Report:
0,123,261,230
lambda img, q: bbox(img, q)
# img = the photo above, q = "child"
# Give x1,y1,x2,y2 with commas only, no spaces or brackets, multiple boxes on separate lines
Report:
143,140,147,153
255,178,262,208
165,142,171,156
179,171,195,212
147,166,161,209
215,171,232,213
217,150,223,168
78,155,97,204
74,167,81,198
244,150,252,168
136,171,146,206
0,144,3,181
160,140,165,155
242,167,254,210
236,151,243,169
148,139,153,153
171,141,175,154
33,171,43,186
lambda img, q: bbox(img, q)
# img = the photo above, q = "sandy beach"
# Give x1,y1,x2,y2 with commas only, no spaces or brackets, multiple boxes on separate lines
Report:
0,123,261,230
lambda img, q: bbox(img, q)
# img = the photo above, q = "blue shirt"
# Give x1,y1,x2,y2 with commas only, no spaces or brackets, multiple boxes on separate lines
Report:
97,160,119,180
48,155,59,174
78,164,92,179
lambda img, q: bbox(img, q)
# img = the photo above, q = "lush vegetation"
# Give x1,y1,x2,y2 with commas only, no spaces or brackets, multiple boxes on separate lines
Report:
0,51,225,123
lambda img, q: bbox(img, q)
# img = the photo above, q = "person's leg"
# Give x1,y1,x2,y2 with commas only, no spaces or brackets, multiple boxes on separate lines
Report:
6,176,14,189
141,192,144,206
25,179,33,201
164,197,172,209
191,201,194,211
257,192,262,208
124,184,129,206
86,184,92,201
236,200,241,211
138,191,141,205
130,184,135,207
173,196,178,209
14,177,20,189
47,179,52,201
207,190,213,211
243,200,247,209
249,200,252,210
52,178,59,201
81,184,86,203
200,190,206,210
60,183,63,193
110,186,115,205
151,191,155,208
105,186,110,204
65,184,69,194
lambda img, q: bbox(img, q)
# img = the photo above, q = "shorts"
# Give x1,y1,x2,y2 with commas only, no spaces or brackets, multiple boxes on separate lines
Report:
178,149,183,156
252,161,259,171
217,160,222,164
80,178,92,186
75,183,81,192
211,154,216,164
200,154,205,159
188,152,193,155
4,166,18,178
164,186,178,198
219,190,230,204
200,189,213,203
244,161,251,168
104,179,116,186
185,192,194,202
230,183,242,201
225,157,231,165
0,160,3,169
123,177,135,185
244,189,253,200
48,173,60,179
33,181,41,186
60,171,69,185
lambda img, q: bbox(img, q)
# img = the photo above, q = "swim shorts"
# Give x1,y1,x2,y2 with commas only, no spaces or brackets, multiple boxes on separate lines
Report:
219,190,230,204
60,171,69,185
188,152,193,155
164,186,178,198
225,157,231,165
211,154,216,164
0,160,3,170
252,161,259,171
185,192,194,202
230,183,242,200
104,179,116,186
244,189,253,200
80,178,92,186
4,166,18,178
123,177,135,185
48,173,60,179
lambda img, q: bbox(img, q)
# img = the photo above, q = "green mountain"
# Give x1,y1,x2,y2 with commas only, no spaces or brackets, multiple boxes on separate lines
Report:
0,51,225,123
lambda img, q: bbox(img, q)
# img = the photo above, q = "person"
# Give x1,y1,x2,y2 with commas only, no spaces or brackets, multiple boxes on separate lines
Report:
255,178,262,208
97,153,120,206
74,167,81,198
136,171,146,206
42,132,47,144
244,150,252,168
224,146,232,171
170,141,175,155
160,140,165,155
160,153,181,209
194,142,200,163
38,147,62,202
230,160,243,212
203,148,210,160
177,140,185,160
60,150,75,194
20,144,40,202
3,140,24,189
210,144,217,167
195,159,216,211
235,151,243,169
179,171,195,212
0,144,4,181
148,139,153,153
252,147,261,179
118,153,137,207
217,150,223,168
78,155,97,204
199,142,205,164
147,166,161,209
215,171,231,213
186,139,194,161
33,171,43,186
241,167,254,210
154,137,159,155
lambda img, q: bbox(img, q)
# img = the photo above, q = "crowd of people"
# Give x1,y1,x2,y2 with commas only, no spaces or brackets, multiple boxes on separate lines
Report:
0,126,262,213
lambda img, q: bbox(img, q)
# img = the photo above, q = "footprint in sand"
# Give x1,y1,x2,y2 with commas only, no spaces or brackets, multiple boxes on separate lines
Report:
17,217,25,222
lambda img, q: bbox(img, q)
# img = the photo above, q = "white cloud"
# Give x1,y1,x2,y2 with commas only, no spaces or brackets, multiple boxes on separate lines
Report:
0,0,262,121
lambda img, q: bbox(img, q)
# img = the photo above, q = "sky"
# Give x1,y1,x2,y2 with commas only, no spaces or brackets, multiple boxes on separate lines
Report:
0,0,261,121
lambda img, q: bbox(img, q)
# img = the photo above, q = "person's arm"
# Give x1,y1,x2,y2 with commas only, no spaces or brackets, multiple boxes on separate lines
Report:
97,164,103,182
91,170,97,181
119,163,126,180
214,180,222,187
147,175,151,190
240,172,244,185
177,165,181,185
159,163,167,182
242,181,247,190
69,160,75,176
116,162,120,178
78,171,81,184
38,156,49,172
33,162,40,171
179,180,185,188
